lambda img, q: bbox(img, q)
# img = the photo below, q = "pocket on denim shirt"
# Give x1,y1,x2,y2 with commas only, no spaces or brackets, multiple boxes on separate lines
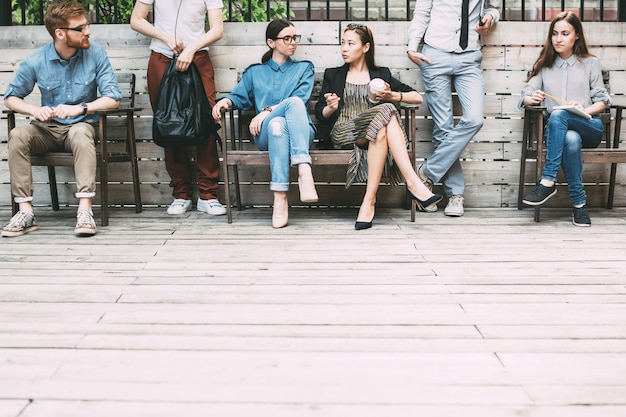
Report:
73,73,97,101
38,79,62,105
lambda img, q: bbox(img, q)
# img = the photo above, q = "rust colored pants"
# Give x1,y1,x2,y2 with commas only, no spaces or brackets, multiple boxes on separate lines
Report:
147,50,220,201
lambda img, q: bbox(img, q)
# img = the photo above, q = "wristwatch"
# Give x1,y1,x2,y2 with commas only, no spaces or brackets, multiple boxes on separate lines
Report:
80,102,88,115
262,106,272,113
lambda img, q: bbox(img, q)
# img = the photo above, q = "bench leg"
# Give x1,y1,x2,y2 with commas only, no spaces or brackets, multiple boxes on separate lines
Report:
608,163,617,209
233,165,242,211
48,167,60,211
224,165,233,224
128,118,142,214
221,126,233,224
11,196,18,216
518,111,532,210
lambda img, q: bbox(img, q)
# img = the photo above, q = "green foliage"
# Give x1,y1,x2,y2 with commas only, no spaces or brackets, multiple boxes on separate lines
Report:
95,0,134,24
11,0,135,25
11,0,45,25
224,0,293,22
10,0,293,25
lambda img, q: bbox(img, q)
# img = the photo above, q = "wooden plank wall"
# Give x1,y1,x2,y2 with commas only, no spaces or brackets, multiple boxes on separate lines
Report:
1,21,625,209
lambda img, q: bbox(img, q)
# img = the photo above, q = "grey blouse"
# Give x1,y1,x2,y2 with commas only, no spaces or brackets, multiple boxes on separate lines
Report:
519,55,612,114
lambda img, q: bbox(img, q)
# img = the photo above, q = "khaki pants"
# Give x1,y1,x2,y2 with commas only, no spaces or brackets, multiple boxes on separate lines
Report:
8,120,97,202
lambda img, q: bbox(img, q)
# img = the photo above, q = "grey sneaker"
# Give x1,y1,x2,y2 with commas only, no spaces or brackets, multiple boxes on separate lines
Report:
417,165,437,213
572,205,591,227
197,198,226,215
444,194,465,217
523,183,557,206
418,164,434,191
75,209,96,236
2,211,38,237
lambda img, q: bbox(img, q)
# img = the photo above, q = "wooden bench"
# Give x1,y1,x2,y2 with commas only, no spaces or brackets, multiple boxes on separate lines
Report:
1,21,625,212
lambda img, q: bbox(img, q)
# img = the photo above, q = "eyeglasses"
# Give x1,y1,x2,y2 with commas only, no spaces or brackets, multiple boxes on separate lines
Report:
60,23,90,33
275,35,301,44
347,23,367,30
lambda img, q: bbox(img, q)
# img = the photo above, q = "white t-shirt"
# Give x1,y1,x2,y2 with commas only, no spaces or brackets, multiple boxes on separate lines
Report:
139,0,223,58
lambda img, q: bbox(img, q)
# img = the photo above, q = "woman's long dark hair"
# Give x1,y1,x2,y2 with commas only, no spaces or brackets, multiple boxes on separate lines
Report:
526,11,593,81
344,23,377,70
262,19,294,63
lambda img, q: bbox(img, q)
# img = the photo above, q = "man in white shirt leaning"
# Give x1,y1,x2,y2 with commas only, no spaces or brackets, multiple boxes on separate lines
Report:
407,0,500,217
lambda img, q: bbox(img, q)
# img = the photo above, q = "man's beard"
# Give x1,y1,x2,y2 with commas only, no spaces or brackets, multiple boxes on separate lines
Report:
67,36,90,50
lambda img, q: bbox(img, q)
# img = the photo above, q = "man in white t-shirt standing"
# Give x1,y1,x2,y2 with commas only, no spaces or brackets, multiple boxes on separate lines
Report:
131,0,227,216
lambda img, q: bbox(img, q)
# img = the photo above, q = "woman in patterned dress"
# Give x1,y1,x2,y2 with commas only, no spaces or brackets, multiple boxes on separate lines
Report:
315,24,442,230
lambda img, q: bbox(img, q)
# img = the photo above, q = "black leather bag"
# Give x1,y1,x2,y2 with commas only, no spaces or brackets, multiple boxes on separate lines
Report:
153,56,218,147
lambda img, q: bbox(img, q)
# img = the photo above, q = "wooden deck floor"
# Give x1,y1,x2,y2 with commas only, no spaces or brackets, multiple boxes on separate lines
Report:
1,205,625,417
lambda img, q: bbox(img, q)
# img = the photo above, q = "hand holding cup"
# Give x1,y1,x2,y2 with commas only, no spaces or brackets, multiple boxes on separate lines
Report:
368,78,387,103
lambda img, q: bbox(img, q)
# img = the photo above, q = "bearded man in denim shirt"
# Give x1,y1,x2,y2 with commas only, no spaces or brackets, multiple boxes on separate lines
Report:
3,1,122,238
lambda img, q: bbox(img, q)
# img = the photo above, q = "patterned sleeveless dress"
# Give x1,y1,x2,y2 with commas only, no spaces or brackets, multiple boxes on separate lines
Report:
329,82,407,188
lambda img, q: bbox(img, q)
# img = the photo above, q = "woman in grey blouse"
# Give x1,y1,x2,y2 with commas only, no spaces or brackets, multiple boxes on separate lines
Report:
519,11,611,227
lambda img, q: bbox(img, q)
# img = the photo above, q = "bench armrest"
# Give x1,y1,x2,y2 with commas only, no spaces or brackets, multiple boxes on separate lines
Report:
95,107,141,116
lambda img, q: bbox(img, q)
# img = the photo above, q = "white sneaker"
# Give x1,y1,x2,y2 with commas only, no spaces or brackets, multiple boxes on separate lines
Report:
167,198,191,215
197,198,226,216
444,195,464,217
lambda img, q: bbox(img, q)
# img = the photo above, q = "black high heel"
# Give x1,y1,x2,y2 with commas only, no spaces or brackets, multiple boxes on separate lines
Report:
407,190,443,212
355,219,373,230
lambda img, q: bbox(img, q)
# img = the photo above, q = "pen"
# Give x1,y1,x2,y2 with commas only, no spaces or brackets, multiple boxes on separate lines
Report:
479,2,485,26
543,92,569,105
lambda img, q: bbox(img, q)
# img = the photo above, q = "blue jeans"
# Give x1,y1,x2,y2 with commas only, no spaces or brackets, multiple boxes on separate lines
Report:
542,109,603,206
419,44,484,197
254,97,315,191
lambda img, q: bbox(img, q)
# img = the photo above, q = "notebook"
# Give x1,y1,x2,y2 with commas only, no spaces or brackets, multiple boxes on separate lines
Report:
553,105,592,120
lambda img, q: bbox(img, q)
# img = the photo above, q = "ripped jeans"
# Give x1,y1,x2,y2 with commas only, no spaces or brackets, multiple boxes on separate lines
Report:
254,96,315,191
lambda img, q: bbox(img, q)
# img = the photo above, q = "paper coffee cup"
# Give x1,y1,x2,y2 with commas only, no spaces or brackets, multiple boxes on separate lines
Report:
368,78,385,103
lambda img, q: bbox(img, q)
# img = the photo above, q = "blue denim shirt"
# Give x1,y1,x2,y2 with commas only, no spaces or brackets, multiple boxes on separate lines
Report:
223,58,314,119
4,42,122,125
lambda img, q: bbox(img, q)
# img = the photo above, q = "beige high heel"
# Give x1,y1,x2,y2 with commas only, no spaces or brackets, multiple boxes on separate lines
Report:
272,194,289,229
272,210,288,229
298,175,318,203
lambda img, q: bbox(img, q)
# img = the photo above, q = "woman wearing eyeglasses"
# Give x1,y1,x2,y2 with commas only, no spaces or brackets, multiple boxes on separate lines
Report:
212,19,317,229
315,24,442,230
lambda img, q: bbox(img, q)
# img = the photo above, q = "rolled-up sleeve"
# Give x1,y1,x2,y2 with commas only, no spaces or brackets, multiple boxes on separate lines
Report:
589,59,612,106
483,0,501,25
518,74,542,110
407,0,432,52
4,57,37,100
93,45,122,101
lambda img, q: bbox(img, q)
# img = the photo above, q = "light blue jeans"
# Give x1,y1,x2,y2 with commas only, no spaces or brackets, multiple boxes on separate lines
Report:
419,44,485,197
254,97,315,191
543,109,603,206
